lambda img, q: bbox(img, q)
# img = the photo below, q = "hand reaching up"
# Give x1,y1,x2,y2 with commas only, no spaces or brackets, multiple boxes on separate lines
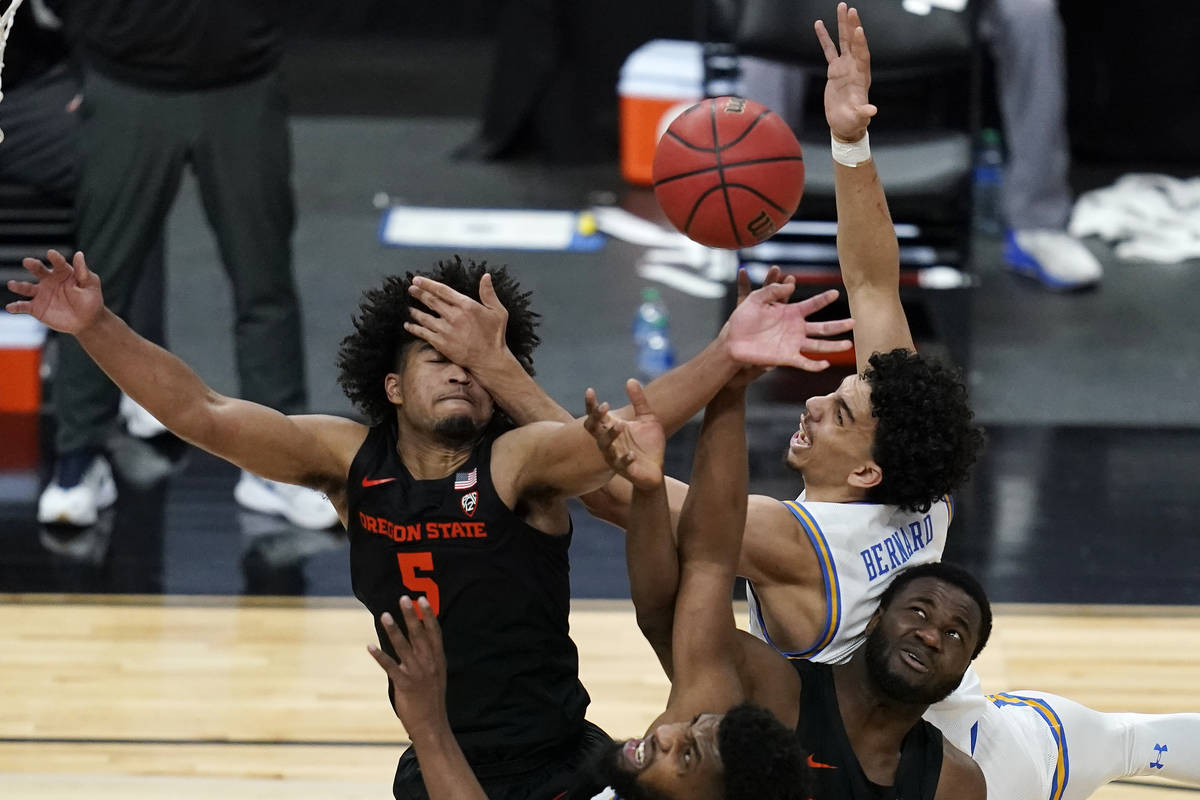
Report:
725,282,854,371
584,380,665,491
818,3,878,143
5,250,105,334
368,596,448,737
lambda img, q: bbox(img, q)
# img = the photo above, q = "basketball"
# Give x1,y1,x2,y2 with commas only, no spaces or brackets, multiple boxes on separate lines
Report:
652,96,805,249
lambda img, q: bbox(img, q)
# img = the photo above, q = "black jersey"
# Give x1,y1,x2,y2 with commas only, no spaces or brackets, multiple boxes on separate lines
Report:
793,660,943,800
347,423,590,765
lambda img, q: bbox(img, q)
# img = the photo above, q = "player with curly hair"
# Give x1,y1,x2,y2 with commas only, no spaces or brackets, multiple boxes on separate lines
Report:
6,241,854,799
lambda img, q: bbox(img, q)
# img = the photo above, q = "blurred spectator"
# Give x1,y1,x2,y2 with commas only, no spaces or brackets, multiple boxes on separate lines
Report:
37,0,337,529
741,0,1102,291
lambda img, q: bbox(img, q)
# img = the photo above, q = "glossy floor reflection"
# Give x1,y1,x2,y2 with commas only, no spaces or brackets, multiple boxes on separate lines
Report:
2,410,1197,604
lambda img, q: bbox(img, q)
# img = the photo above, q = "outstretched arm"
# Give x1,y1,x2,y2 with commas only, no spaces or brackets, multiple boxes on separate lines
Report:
5,251,361,501
368,597,488,800
492,279,852,505
819,2,915,370
584,380,677,676
661,383,751,712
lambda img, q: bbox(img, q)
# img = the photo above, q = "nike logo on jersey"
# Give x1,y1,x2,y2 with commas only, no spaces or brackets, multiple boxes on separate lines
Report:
362,476,397,487
806,754,838,770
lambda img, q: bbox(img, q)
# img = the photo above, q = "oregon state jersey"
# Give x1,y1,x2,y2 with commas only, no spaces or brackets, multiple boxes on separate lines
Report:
747,491,953,663
794,659,944,799
347,423,590,763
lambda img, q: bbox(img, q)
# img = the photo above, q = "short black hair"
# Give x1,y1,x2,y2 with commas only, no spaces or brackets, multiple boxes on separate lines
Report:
863,349,985,513
718,704,811,800
336,256,540,425
878,562,993,658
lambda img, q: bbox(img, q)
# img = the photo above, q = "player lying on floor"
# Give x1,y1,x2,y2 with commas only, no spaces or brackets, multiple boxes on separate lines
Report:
370,377,987,800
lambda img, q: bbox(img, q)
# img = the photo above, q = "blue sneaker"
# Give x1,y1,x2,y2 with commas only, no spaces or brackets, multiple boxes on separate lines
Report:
1004,229,1102,291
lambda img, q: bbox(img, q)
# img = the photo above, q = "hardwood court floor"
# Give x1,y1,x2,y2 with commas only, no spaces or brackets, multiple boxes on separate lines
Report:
0,596,1196,799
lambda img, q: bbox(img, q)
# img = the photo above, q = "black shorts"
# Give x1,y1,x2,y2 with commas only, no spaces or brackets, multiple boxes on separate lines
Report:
392,720,611,800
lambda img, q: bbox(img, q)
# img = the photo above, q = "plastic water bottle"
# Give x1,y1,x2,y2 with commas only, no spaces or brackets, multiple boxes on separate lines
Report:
633,288,674,381
971,127,1005,236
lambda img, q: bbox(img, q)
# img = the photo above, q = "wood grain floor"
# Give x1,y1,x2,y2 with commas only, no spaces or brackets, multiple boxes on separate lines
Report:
1,595,1196,798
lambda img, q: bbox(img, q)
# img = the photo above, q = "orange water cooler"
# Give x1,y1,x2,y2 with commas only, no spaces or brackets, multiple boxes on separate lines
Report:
618,40,706,186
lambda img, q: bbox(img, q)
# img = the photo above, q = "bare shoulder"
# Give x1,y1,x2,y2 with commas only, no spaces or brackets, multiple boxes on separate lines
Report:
934,737,986,800
740,494,812,583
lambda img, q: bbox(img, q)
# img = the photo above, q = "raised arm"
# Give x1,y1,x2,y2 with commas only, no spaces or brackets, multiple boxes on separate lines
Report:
583,380,678,675
6,251,362,500
661,384,751,712
368,597,488,800
819,2,916,370
492,280,853,507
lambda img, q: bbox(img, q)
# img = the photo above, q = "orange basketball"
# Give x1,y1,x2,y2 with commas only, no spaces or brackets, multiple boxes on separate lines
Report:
652,96,805,249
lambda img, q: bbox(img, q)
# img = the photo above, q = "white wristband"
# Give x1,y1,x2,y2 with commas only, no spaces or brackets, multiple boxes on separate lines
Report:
831,131,871,167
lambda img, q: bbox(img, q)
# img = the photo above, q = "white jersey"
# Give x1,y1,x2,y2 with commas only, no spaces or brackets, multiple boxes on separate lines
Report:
746,491,953,664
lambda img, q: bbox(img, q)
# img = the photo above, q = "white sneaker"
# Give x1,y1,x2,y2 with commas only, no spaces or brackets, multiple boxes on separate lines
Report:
119,394,169,439
37,453,118,527
233,471,340,530
1004,228,1103,291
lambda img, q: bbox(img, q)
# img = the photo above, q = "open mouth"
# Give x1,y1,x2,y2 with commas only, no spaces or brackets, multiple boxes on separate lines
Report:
790,415,812,449
900,647,930,673
624,737,649,769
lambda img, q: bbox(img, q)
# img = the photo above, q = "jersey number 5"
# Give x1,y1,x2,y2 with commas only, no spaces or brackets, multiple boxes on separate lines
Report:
396,552,440,616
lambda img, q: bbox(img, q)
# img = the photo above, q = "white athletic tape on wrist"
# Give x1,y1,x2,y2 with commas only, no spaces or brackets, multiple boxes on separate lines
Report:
831,131,871,167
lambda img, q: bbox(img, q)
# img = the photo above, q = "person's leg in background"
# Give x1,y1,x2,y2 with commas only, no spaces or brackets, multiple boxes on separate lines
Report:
190,69,336,530
40,69,188,526
981,0,1102,290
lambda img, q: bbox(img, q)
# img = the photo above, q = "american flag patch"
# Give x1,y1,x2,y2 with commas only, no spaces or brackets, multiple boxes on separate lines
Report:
453,468,477,490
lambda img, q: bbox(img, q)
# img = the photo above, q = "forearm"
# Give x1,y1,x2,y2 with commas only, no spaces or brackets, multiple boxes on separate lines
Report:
833,154,915,365
407,725,489,800
833,156,900,296
626,481,679,677
678,386,748,565
76,308,221,441
631,335,741,435
470,350,573,425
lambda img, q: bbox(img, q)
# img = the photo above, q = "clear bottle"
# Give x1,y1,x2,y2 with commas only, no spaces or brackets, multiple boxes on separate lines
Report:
971,127,1005,236
633,288,674,381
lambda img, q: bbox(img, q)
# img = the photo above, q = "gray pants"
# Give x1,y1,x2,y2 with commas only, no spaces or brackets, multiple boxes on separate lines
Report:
55,68,307,453
739,0,1073,230
0,63,167,352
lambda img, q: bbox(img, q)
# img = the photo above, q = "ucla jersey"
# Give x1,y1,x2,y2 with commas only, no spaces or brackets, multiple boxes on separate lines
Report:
746,491,953,664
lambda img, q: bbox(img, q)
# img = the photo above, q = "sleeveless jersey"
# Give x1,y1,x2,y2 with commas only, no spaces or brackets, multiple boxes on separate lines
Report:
794,659,944,800
747,492,953,663
347,424,590,765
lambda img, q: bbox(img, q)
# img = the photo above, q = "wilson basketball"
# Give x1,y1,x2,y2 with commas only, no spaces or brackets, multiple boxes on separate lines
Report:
652,96,804,249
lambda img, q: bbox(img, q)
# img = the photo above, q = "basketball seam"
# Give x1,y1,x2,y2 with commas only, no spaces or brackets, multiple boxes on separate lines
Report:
708,100,741,248
652,155,805,188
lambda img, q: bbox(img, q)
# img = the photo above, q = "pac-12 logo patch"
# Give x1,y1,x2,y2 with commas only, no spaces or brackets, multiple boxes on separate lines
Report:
461,491,478,517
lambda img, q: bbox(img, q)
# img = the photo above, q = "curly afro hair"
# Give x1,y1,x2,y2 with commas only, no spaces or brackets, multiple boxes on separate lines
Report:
879,561,993,658
336,256,540,425
718,703,811,800
862,349,985,513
